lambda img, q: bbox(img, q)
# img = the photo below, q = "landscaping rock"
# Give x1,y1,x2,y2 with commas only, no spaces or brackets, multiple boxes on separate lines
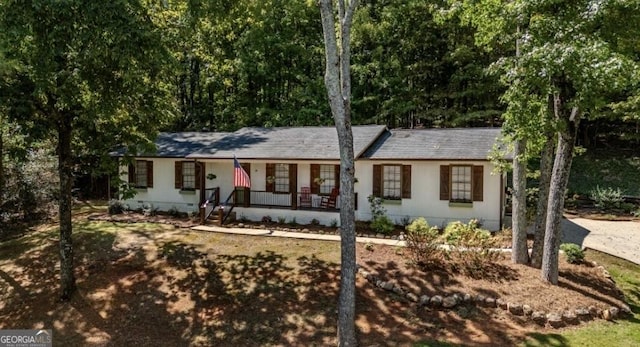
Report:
603,309,612,321
588,305,599,317
442,295,458,308
508,303,524,316
484,297,496,308
532,311,547,326
547,313,564,328
474,295,486,305
382,282,394,291
575,308,591,321
406,293,419,303
392,286,405,296
496,298,508,310
523,305,533,316
462,293,472,303
562,311,579,325
620,304,632,315
375,279,383,287
237,223,244,228
430,295,443,307
608,307,620,320
419,295,430,306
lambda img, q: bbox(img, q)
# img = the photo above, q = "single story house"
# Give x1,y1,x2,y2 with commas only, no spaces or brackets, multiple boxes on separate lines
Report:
115,125,509,230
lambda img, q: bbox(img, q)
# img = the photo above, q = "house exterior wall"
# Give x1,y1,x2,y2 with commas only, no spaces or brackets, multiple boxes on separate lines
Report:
120,157,503,230
355,160,503,231
119,158,200,213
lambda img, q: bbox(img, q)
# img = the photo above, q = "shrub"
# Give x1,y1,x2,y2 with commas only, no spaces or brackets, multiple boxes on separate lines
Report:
288,217,297,226
167,206,182,217
590,186,624,210
310,218,320,226
277,216,286,224
560,243,585,264
142,203,157,217
330,219,338,228
364,242,374,251
370,215,395,234
405,218,441,266
261,215,273,223
443,220,501,276
400,215,411,227
108,199,125,215
367,194,394,234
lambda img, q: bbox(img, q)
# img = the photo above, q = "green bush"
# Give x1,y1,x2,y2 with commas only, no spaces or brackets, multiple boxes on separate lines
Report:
108,199,125,215
443,219,500,277
371,215,395,234
590,186,624,210
560,243,585,264
405,218,442,266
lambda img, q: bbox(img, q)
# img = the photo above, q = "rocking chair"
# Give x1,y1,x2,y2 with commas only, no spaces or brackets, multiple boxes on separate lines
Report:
320,187,339,209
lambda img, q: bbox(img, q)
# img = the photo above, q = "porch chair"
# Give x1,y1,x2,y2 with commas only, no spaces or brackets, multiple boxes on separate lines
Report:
320,187,339,209
299,186,312,208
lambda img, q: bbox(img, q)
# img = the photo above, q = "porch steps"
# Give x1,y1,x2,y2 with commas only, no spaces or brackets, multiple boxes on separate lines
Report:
206,210,236,224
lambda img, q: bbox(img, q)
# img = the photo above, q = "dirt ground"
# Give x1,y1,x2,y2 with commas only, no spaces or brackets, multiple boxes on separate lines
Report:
0,216,630,346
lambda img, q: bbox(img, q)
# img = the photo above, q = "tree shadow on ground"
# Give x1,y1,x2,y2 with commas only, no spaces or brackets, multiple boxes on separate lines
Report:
521,332,569,347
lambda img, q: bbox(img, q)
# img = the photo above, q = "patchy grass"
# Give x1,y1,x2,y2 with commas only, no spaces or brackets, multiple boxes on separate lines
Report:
569,150,640,196
1,219,635,346
522,250,640,347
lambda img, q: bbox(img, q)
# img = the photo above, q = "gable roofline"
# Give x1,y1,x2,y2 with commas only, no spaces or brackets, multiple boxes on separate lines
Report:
354,125,389,159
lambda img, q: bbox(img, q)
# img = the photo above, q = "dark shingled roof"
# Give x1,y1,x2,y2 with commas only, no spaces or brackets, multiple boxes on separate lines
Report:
186,125,387,160
111,132,231,157
361,128,507,160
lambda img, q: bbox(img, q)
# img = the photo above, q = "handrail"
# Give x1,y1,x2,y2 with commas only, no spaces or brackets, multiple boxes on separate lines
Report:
201,187,220,222
220,189,237,225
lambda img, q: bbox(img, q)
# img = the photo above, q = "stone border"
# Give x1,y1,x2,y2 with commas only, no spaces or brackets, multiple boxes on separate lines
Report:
358,266,632,329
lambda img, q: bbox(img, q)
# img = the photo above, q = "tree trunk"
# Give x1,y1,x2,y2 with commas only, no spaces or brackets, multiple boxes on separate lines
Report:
530,128,554,268
58,115,76,300
319,0,358,345
511,138,529,264
541,94,579,284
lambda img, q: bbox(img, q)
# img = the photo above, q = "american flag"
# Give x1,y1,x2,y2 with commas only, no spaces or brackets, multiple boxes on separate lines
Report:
233,156,251,188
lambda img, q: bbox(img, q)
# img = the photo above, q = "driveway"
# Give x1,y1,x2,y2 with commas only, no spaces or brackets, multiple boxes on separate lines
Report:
561,217,640,265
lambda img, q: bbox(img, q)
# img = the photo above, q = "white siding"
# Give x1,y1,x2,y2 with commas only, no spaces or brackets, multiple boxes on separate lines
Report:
355,160,503,231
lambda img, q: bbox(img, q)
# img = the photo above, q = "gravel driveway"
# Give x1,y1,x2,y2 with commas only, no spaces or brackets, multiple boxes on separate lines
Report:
561,217,640,265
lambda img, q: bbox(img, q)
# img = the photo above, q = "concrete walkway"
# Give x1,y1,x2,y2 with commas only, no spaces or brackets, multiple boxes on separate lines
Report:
561,217,640,265
192,225,407,247
193,217,640,265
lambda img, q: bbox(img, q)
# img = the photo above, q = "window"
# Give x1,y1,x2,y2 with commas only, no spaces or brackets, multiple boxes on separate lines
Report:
174,161,200,190
182,162,196,190
382,165,402,199
135,161,148,187
451,165,472,202
372,164,411,200
274,163,289,193
439,165,483,203
129,160,153,188
319,164,336,194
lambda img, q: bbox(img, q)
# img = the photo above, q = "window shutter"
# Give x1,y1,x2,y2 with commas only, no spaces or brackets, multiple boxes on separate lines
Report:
310,164,320,194
334,164,340,191
372,164,382,197
473,165,484,201
289,164,298,194
402,165,411,198
266,163,275,192
194,162,201,190
128,163,135,185
440,165,450,200
175,161,182,189
146,161,154,188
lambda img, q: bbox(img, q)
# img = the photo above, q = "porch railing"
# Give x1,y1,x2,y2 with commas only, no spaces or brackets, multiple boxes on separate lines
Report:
230,189,358,211
199,187,220,224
